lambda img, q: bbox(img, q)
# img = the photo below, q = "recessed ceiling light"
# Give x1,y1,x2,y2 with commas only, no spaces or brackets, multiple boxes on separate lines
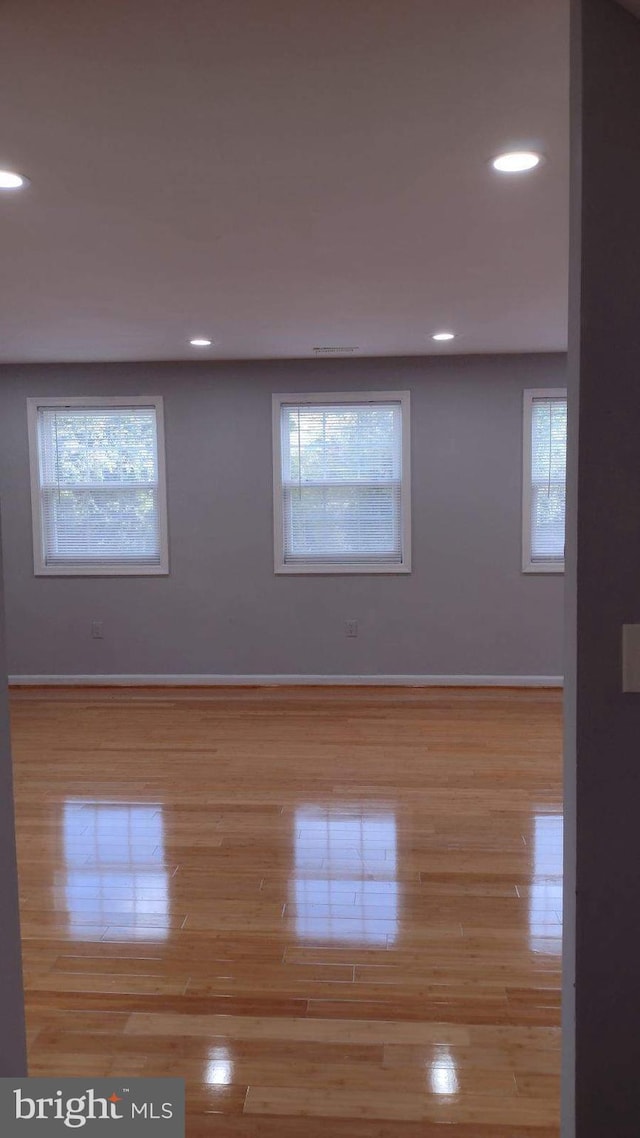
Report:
189,337,212,347
431,331,455,342
492,151,542,173
0,169,29,190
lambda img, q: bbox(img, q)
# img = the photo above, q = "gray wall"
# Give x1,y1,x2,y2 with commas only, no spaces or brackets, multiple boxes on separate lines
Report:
567,1,640,1135
0,516,27,1075
0,353,565,678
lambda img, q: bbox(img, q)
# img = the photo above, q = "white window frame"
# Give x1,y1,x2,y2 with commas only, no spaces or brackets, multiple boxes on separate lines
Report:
27,395,169,577
272,390,411,575
522,387,567,574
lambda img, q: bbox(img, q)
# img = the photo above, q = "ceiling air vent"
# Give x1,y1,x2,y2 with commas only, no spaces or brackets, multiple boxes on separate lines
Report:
313,346,359,354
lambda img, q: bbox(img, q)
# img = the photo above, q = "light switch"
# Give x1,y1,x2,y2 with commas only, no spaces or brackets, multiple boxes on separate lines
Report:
622,625,640,692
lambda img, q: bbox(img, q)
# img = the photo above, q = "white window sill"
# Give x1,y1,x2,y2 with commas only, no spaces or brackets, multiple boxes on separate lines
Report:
35,563,169,577
275,562,411,575
522,562,565,575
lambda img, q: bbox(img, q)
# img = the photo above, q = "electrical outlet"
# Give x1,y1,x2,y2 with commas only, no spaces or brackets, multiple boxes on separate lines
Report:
91,621,104,640
345,619,358,638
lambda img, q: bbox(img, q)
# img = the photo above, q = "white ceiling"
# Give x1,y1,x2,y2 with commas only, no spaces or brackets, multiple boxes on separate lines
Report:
0,0,569,362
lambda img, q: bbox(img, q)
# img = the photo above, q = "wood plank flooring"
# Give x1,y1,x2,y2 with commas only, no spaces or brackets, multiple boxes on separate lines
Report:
9,686,563,1135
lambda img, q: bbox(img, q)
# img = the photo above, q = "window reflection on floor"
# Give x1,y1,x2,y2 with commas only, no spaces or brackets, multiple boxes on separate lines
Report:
204,1047,234,1086
292,807,398,944
529,812,563,955
62,800,169,940
428,1046,460,1096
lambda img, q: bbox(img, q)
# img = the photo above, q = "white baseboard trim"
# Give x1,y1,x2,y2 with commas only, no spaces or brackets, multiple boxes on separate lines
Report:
9,673,564,688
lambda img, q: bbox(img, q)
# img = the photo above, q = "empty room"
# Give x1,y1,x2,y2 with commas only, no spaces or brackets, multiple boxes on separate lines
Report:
2,1,640,1135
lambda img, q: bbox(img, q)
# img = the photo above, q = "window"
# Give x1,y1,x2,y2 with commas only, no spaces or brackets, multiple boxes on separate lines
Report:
28,396,168,576
522,389,567,573
272,391,411,574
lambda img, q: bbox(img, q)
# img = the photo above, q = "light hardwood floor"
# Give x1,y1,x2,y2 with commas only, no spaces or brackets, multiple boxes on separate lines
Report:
10,686,563,1136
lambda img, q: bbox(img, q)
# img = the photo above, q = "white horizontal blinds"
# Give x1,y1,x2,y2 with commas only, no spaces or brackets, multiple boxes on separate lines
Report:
37,406,161,566
281,401,403,565
530,396,567,563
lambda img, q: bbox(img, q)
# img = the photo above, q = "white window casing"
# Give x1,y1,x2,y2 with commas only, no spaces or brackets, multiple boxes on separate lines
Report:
522,388,567,574
272,391,411,574
27,396,169,576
